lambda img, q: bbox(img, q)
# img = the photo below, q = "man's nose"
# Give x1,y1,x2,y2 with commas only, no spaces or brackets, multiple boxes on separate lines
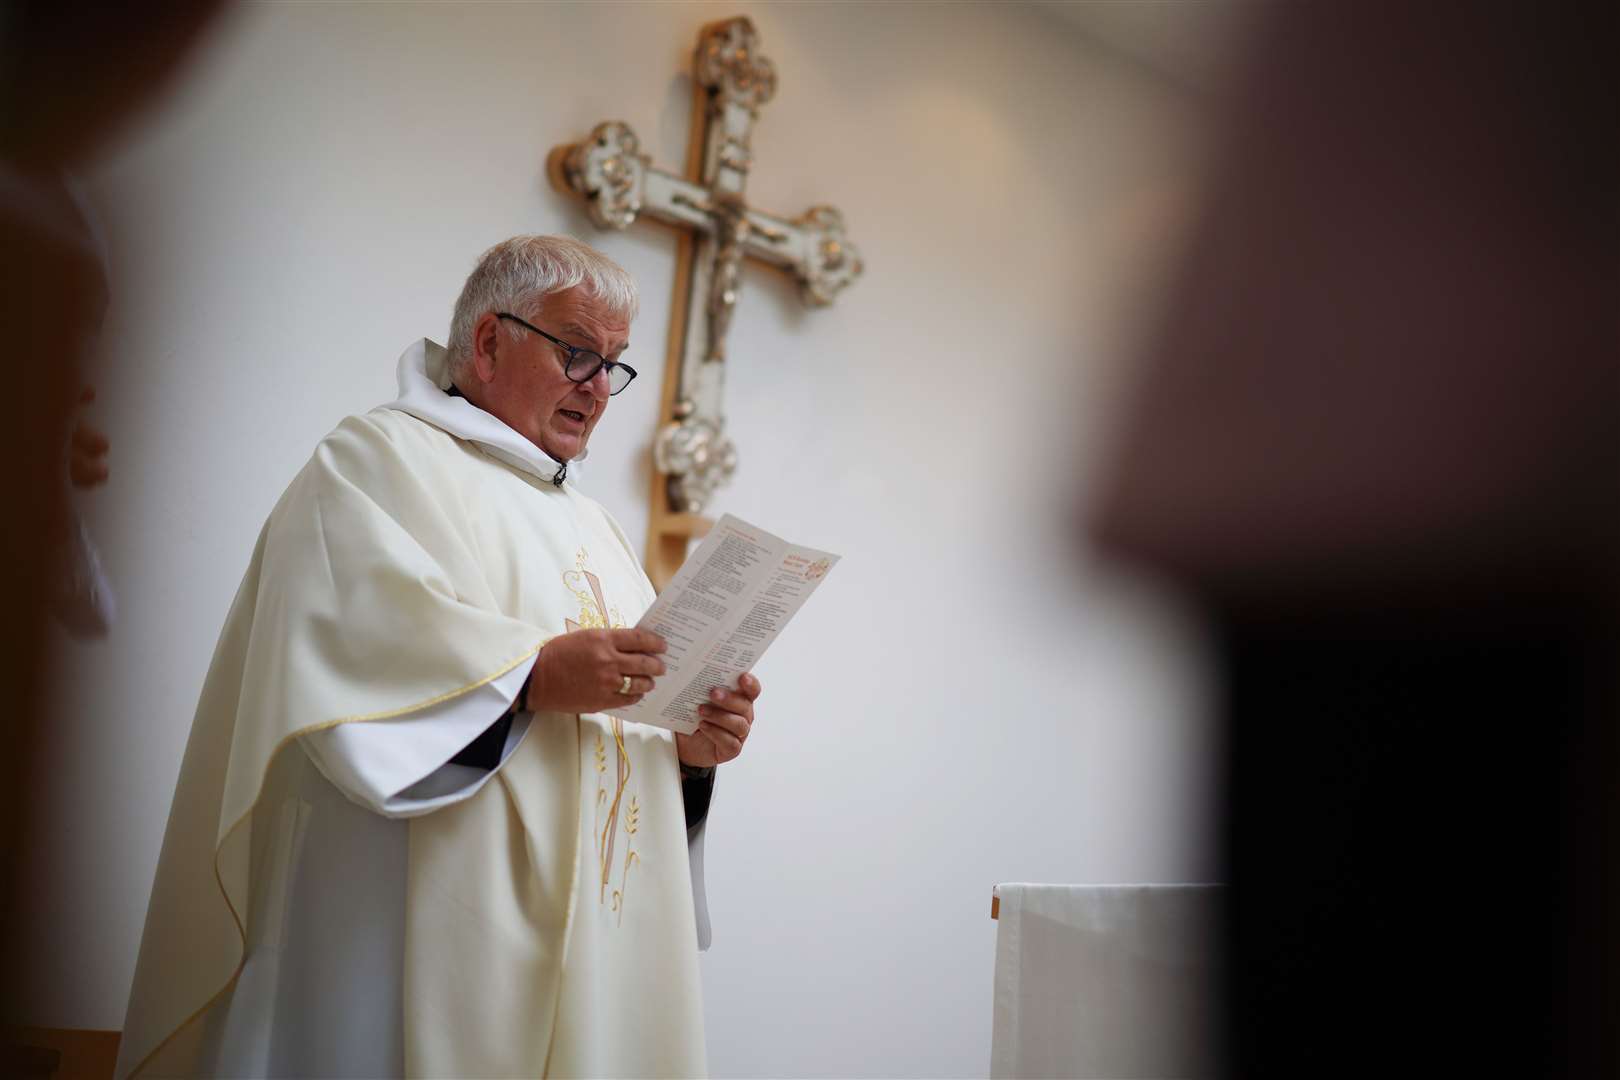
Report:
583,365,613,400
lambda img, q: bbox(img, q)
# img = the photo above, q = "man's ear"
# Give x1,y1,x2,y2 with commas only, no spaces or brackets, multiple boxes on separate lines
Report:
471,312,503,384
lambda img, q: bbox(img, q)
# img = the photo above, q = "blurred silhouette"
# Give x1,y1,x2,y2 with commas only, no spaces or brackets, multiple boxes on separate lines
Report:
2,0,225,1043
1092,2,1617,1076
53,385,118,638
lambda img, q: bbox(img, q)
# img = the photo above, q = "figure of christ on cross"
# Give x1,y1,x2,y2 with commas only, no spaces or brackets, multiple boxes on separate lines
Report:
549,16,864,588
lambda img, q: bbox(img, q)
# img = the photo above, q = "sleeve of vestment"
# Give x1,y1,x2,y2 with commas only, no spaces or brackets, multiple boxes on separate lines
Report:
242,411,552,820
302,659,533,818
683,768,715,950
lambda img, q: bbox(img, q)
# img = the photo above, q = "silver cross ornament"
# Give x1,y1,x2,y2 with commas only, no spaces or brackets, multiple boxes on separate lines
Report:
550,17,864,522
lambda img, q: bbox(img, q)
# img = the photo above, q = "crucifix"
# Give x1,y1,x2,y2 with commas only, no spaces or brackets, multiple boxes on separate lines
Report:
547,16,864,589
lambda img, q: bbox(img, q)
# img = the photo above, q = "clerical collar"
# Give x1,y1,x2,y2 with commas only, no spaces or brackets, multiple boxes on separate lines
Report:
445,383,568,486
382,338,582,488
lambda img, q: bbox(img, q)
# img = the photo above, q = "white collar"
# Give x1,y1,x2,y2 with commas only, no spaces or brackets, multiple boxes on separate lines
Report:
383,338,584,487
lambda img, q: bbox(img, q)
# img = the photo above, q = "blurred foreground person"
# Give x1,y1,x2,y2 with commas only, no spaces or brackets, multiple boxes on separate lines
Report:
1,0,223,1035
1092,2,1617,1076
50,385,118,642
119,236,757,1078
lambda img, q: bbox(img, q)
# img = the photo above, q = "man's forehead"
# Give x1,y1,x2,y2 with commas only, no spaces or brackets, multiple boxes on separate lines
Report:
542,285,625,320
559,318,628,337
542,288,629,341
541,286,622,320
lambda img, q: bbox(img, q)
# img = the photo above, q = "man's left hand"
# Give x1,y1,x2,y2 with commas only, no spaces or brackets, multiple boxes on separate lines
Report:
676,673,760,769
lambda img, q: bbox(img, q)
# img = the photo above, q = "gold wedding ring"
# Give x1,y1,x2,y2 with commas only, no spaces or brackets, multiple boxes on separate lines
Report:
618,674,634,695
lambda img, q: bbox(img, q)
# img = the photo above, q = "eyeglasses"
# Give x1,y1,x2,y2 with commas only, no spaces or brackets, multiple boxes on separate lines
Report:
495,312,638,395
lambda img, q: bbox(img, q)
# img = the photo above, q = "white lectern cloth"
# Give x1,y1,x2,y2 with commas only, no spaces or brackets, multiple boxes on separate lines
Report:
990,883,1221,1079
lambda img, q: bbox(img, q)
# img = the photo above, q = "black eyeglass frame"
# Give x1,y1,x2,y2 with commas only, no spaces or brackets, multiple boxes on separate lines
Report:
495,312,638,395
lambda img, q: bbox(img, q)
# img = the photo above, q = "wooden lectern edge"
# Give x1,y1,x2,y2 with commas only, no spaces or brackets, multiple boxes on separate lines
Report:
5,1026,121,1079
991,893,1000,920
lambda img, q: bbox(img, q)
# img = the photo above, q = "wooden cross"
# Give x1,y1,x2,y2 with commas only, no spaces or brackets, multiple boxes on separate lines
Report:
547,16,864,589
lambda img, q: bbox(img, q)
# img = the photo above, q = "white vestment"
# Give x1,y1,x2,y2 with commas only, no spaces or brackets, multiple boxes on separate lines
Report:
117,341,710,1079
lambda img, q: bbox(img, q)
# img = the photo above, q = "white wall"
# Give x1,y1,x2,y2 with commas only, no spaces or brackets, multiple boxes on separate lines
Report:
25,2,1214,1075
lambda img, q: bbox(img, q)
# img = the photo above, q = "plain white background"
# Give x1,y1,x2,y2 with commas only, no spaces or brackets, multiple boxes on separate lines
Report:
25,3,1220,1075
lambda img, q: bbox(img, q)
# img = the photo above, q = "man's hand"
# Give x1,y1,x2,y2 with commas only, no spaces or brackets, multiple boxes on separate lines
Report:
676,673,761,769
526,628,667,714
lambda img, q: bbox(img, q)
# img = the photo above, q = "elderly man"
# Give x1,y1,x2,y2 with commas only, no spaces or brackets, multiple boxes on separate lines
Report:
118,236,757,1079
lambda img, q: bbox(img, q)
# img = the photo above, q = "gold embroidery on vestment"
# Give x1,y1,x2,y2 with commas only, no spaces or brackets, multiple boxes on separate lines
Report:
564,550,641,923
619,797,641,926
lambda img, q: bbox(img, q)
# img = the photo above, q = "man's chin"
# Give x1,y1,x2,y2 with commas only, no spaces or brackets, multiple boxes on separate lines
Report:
538,433,583,464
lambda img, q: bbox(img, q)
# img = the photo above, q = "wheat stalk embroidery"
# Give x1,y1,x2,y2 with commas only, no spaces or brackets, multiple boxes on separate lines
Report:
617,796,641,926
564,555,638,916
593,732,608,861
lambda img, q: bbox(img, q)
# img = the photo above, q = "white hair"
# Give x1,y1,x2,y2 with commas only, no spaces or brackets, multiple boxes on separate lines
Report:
446,235,639,382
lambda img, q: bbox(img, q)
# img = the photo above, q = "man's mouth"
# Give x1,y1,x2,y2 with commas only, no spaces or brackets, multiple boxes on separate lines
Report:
559,409,587,424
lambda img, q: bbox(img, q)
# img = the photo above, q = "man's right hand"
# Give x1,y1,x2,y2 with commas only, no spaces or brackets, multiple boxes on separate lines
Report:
525,628,667,714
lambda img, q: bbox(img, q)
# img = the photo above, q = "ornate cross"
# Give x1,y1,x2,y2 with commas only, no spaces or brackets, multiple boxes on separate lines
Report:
548,16,863,588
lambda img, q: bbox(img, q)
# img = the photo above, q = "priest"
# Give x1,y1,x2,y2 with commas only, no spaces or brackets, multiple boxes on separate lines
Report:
117,235,760,1078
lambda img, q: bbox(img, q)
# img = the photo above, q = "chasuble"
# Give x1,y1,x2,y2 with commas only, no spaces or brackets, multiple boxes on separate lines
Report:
117,341,710,1078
